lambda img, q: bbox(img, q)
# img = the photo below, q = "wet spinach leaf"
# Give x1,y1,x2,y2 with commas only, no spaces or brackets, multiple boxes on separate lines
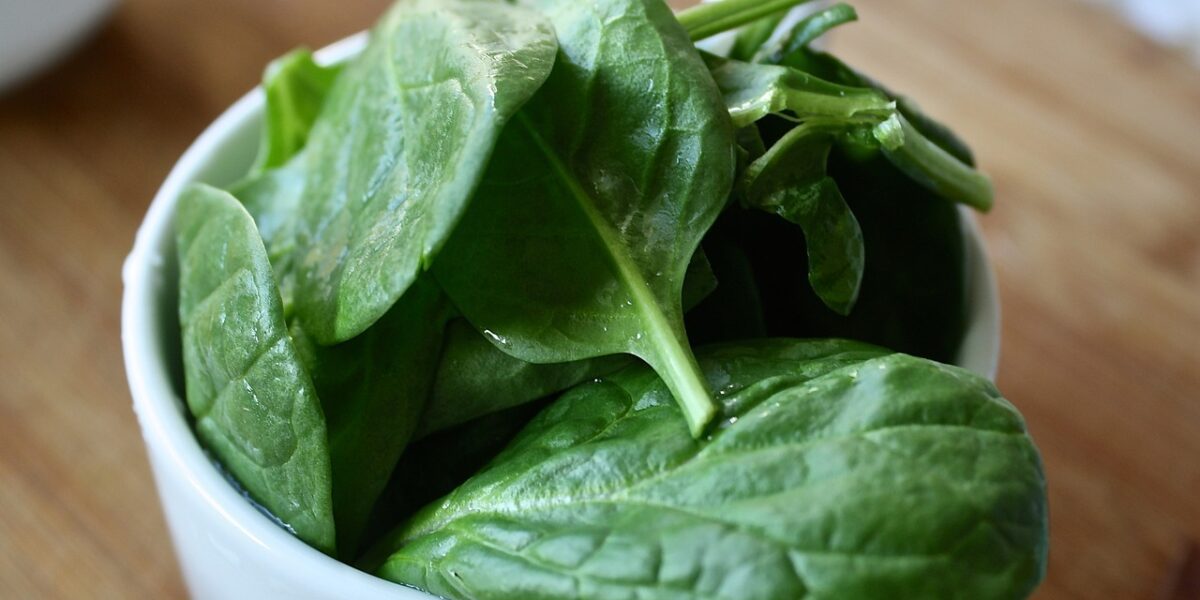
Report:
176,184,336,554
290,0,558,344
376,339,1047,599
433,0,737,436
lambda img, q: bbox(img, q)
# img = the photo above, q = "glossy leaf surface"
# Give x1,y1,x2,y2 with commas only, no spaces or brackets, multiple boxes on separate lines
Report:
378,339,1047,599
434,0,737,436
176,184,336,554
291,0,558,343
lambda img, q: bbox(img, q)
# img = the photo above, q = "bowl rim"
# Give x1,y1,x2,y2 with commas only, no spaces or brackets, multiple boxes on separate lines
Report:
121,29,999,597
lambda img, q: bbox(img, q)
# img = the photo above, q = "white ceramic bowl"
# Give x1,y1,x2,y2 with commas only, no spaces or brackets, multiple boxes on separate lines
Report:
0,0,116,92
121,32,999,600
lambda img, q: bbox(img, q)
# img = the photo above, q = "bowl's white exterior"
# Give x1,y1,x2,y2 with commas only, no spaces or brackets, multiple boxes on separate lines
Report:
121,32,999,600
0,0,116,92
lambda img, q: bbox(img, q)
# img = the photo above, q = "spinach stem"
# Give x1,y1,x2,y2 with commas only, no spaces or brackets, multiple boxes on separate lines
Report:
877,114,995,211
678,0,816,41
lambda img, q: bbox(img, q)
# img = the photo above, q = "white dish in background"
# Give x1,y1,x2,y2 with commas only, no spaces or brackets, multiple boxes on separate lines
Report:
0,0,116,92
121,31,999,600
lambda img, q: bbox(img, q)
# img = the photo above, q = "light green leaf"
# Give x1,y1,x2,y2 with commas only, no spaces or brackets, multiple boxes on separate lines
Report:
176,183,335,554
291,0,558,344
249,49,343,177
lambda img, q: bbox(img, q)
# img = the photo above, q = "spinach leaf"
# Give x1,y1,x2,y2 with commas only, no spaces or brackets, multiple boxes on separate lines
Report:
290,0,558,344
433,0,737,436
228,157,307,314
740,121,864,315
248,49,343,177
360,399,552,563
421,249,718,437
711,149,968,363
176,184,336,554
290,276,452,557
376,339,1047,599
417,320,630,437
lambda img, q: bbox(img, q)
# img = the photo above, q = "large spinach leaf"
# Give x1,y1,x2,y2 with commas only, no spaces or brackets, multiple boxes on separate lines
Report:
376,339,1047,599
176,184,336,554
289,0,558,344
433,0,737,436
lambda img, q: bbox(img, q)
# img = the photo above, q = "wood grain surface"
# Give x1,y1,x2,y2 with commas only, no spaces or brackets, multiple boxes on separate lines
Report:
0,0,1196,598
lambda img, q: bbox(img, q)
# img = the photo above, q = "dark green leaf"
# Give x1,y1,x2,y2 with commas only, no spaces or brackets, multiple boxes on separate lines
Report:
420,248,717,437
290,0,558,344
417,320,630,437
434,0,737,436
175,184,335,554
291,276,452,556
712,150,968,363
376,339,1047,599
741,121,864,315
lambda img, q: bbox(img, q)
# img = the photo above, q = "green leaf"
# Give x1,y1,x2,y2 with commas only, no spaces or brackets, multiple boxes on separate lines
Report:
711,150,968,363
752,2,858,63
419,249,718,438
228,156,307,315
175,183,335,554
359,400,552,564
677,0,815,41
417,320,631,437
376,339,1048,599
290,276,452,557
290,0,558,344
741,121,864,315
433,0,737,437
249,49,343,177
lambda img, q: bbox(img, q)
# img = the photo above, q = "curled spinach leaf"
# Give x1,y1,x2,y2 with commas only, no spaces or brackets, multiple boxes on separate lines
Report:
375,339,1047,599
176,184,336,554
290,0,558,344
433,0,737,437
740,121,864,315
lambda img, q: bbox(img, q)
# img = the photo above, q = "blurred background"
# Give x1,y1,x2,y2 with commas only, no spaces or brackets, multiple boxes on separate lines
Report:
0,0,1197,598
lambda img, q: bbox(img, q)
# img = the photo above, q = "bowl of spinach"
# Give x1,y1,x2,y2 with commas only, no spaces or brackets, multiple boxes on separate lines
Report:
122,0,1043,598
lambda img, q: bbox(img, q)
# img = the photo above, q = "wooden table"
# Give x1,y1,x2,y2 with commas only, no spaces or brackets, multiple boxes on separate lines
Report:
1,0,1196,597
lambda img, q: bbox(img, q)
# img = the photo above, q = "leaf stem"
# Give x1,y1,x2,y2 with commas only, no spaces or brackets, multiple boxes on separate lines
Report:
678,0,817,41
875,113,995,211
